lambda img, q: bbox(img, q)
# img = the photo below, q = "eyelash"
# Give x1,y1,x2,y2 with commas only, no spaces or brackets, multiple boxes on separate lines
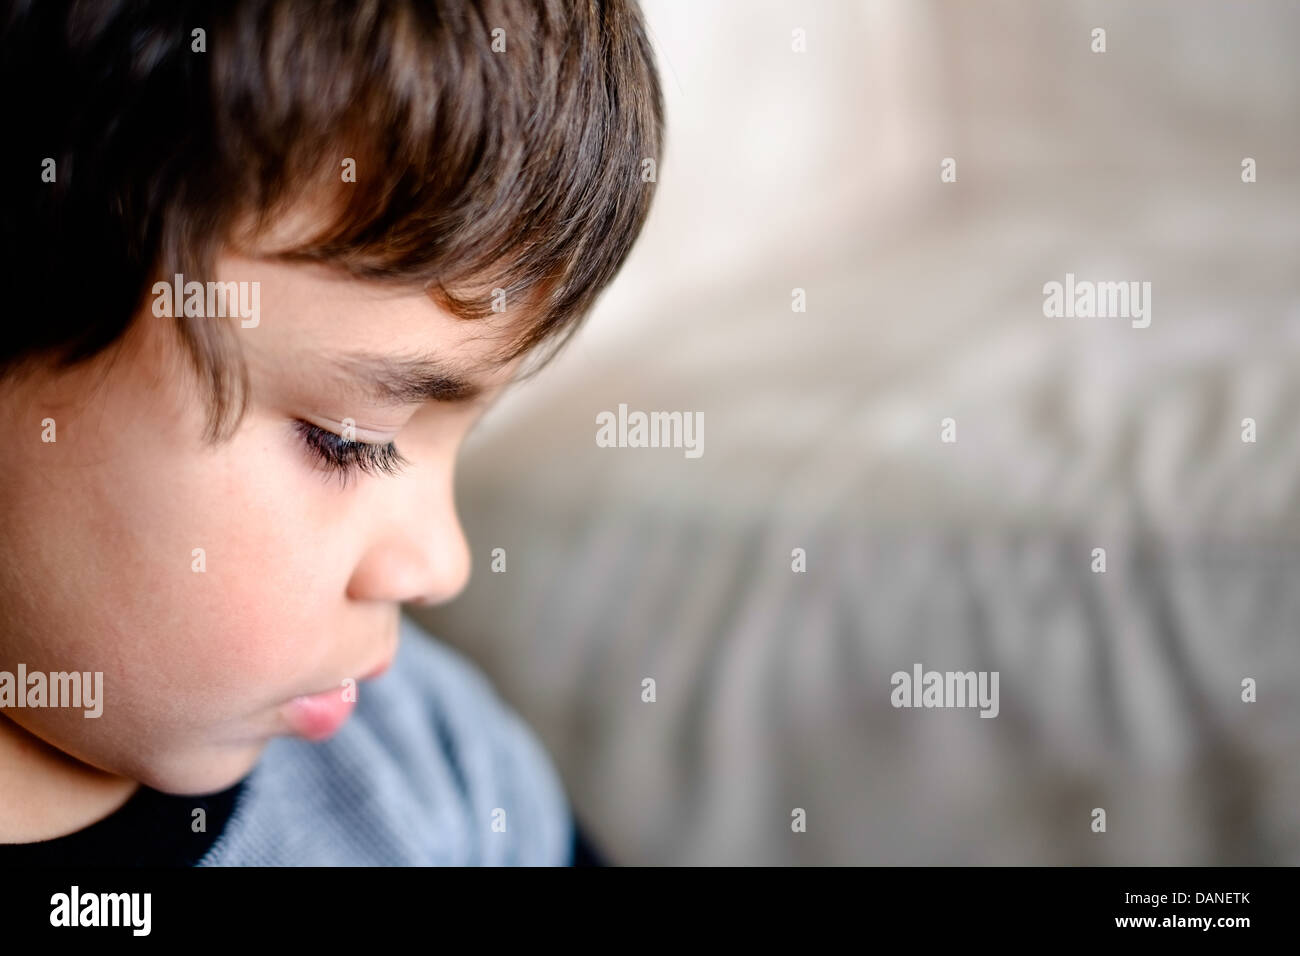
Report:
293,420,410,484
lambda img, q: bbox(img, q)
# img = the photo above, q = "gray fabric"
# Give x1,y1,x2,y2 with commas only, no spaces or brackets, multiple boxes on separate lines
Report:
412,0,1300,865
197,615,573,866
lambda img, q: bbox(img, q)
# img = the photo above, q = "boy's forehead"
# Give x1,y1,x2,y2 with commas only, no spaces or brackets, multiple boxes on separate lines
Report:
221,253,524,392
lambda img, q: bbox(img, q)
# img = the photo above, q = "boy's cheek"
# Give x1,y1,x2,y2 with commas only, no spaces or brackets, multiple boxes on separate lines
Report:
2,450,338,727
0,567,317,792
0,351,367,788
0,641,273,794
1,364,390,780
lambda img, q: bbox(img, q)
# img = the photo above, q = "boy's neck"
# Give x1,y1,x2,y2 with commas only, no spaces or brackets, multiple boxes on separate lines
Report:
0,714,140,843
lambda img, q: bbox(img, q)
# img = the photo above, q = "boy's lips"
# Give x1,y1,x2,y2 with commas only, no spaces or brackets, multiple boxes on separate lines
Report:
283,688,355,741
282,650,395,740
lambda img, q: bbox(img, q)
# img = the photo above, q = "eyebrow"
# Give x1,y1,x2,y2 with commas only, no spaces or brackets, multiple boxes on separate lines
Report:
316,350,494,406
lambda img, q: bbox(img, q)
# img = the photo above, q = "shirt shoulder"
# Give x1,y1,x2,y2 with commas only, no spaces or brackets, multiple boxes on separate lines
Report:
199,615,573,866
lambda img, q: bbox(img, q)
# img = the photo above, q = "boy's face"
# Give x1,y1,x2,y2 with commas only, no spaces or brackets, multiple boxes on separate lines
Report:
0,253,522,795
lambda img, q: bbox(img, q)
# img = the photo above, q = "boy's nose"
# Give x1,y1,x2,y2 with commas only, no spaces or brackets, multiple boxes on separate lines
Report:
345,509,472,607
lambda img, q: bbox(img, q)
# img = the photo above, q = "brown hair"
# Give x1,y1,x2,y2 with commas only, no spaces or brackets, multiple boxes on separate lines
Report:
0,0,664,439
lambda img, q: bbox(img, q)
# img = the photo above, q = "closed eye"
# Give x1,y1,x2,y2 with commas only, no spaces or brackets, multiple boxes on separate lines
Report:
293,420,410,485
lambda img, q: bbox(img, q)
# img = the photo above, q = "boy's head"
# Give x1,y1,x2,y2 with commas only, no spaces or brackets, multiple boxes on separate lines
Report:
0,0,662,795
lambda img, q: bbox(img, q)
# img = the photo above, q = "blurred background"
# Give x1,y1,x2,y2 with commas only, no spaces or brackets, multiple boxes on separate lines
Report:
410,0,1300,864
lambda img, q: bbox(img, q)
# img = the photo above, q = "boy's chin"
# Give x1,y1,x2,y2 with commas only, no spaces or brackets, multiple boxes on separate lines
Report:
132,741,269,797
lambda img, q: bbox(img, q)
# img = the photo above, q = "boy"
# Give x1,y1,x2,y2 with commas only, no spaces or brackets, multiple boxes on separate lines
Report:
0,0,663,865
